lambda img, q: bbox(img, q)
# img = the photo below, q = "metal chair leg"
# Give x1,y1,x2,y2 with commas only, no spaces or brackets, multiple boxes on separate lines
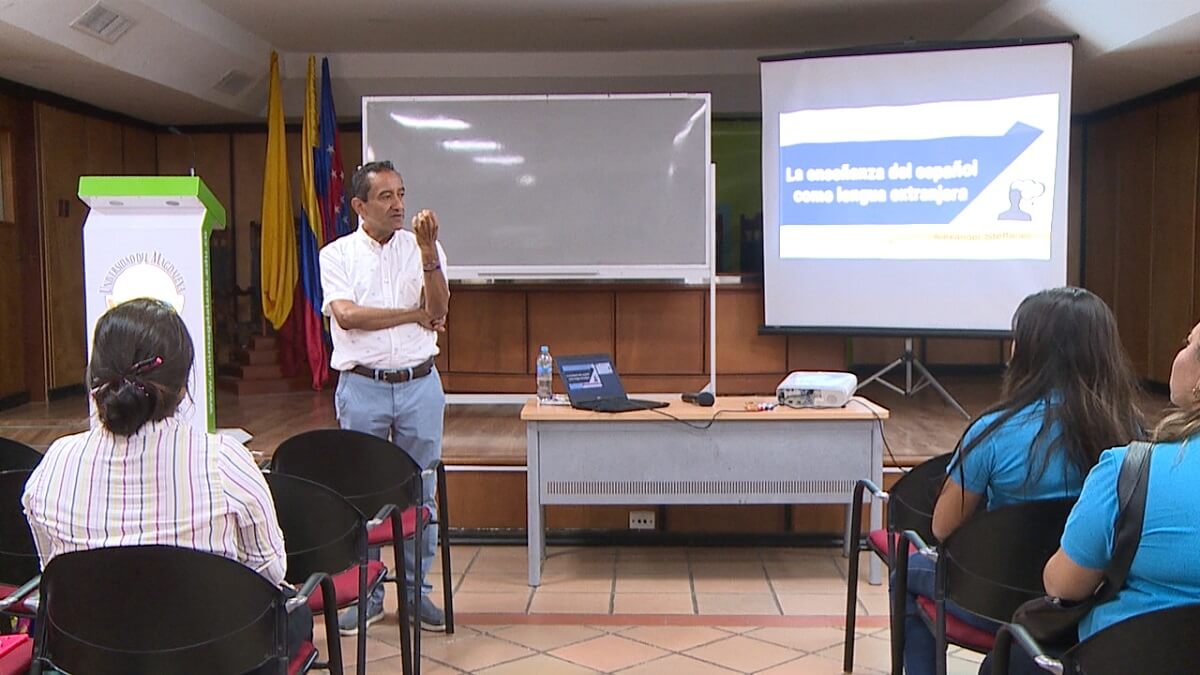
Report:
412,522,423,675
436,463,454,634
319,576,345,675
392,513,414,675
934,559,948,675
844,480,867,672
891,545,910,675
357,562,368,675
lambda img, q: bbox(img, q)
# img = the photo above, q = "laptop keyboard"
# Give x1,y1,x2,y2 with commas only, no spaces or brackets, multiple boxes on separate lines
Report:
580,398,668,413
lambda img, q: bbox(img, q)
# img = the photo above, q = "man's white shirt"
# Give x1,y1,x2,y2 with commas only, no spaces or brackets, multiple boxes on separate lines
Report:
319,227,448,371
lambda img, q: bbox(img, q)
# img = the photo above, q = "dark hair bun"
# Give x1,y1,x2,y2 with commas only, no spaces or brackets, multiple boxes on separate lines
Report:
94,378,160,436
88,298,193,436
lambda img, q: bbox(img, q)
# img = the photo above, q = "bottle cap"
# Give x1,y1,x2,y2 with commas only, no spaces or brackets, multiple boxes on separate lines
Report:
540,345,549,352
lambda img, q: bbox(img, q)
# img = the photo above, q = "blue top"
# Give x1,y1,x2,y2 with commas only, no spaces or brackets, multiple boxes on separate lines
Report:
1061,441,1200,640
947,399,1085,510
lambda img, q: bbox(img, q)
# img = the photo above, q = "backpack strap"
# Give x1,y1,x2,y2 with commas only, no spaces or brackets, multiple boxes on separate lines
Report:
1096,440,1153,603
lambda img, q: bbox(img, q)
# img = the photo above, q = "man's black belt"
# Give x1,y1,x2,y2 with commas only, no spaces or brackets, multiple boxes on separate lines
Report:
347,357,435,384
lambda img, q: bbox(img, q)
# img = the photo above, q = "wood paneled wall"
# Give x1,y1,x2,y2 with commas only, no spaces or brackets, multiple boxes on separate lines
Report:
1082,91,1200,384
217,123,1097,376
157,133,232,212
32,103,158,393
13,106,1111,402
1148,95,1199,381
436,284,844,394
225,129,362,291
0,92,39,402
37,104,92,389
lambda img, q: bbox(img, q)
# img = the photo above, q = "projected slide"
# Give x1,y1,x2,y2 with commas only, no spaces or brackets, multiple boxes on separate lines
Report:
759,40,1072,332
777,94,1058,260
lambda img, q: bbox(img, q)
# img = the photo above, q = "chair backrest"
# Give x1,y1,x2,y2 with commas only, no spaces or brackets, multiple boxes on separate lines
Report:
264,471,366,582
941,497,1076,622
888,453,953,542
35,545,286,675
0,470,39,588
272,429,423,516
0,438,42,472
1069,603,1200,674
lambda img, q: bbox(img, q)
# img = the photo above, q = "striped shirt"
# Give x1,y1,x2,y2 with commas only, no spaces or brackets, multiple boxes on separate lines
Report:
21,417,287,586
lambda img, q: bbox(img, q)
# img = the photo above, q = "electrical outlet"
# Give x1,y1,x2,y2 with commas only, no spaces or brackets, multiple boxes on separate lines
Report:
629,510,656,530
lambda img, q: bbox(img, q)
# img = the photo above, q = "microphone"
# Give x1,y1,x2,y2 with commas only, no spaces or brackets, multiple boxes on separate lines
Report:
166,126,197,177
681,391,714,407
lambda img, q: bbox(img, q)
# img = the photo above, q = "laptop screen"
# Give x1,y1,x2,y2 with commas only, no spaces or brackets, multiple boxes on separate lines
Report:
556,354,628,403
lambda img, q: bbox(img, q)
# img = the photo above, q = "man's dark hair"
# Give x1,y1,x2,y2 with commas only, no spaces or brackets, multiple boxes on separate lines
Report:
350,160,398,202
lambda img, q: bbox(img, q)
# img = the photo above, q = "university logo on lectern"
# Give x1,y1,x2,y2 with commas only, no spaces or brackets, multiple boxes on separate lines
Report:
98,251,187,312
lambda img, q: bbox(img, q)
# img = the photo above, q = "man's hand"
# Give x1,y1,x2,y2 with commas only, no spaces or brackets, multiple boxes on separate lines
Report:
414,309,447,332
413,209,439,259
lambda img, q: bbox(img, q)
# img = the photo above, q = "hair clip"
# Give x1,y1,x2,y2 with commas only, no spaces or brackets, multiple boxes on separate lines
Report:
132,356,163,374
90,376,146,396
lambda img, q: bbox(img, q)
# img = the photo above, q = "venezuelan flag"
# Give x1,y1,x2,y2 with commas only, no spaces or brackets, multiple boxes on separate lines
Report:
315,57,354,241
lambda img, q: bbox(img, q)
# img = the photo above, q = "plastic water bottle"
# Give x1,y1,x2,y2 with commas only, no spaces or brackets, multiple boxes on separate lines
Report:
536,345,553,400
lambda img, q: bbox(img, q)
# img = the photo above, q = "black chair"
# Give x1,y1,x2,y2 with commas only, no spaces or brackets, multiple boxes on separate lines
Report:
0,470,39,626
265,471,399,675
904,498,1077,675
0,438,41,472
273,429,455,672
844,453,953,673
27,545,326,675
993,603,1200,675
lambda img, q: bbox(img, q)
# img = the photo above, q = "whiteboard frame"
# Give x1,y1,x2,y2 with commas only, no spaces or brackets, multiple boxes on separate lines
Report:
361,93,714,284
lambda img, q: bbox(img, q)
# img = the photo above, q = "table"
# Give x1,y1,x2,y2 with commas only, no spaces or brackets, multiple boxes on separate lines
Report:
521,395,889,586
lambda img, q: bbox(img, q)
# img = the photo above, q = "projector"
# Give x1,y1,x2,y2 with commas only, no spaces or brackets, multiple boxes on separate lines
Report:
776,371,858,408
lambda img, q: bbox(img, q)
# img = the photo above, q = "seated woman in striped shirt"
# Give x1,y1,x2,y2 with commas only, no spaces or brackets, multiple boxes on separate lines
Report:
21,297,309,660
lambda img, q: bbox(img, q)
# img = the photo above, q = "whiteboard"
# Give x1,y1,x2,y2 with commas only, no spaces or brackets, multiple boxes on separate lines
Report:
362,94,712,281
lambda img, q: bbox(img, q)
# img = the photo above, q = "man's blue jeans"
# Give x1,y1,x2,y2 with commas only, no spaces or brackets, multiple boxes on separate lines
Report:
335,367,445,604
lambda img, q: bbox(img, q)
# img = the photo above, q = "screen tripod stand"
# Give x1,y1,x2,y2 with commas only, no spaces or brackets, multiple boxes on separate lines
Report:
855,337,970,419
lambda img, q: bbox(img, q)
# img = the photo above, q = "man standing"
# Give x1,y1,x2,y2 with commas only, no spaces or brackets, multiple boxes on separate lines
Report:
319,160,449,633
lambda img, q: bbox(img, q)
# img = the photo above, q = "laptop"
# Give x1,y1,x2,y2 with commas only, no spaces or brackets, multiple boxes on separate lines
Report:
556,354,669,413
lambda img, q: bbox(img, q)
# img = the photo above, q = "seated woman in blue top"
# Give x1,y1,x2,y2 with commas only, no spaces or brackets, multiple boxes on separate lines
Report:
899,287,1144,675
1040,318,1200,646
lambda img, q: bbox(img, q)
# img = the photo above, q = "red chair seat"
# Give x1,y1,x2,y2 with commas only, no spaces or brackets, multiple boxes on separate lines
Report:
366,505,431,547
866,529,917,558
0,583,32,615
307,560,387,612
287,640,317,675
867,529,890,555
916,595,996,652
0,635,31,675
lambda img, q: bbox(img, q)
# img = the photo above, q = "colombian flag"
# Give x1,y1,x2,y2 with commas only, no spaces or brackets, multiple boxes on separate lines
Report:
293,56,332,390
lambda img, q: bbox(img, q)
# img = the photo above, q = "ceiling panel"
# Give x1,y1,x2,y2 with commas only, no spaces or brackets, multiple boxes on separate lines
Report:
200,0,1008,52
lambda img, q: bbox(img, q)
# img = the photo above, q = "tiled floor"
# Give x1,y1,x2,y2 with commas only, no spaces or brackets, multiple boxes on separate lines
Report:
323,544,986,674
